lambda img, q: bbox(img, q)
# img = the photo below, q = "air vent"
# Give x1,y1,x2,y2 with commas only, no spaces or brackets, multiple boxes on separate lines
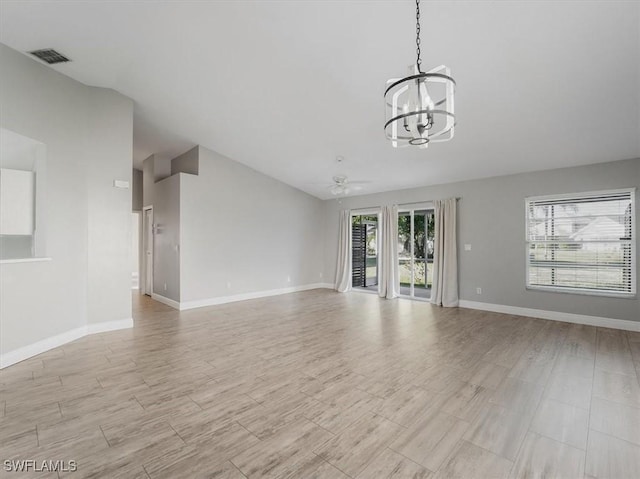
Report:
28,49,70,64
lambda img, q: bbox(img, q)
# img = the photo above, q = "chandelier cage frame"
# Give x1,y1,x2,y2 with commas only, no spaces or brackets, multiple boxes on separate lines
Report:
384,0,456,149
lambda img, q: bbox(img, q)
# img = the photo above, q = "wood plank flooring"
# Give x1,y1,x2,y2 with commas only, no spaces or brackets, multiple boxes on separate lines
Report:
1,290,640,478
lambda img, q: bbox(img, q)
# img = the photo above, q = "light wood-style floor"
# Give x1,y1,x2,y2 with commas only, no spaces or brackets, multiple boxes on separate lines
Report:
1,290,640,479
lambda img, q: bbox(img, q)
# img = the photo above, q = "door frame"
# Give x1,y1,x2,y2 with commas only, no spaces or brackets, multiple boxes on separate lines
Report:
142,205,154,296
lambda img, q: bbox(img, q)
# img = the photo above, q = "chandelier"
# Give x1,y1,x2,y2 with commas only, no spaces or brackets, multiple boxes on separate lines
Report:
384,0,456,148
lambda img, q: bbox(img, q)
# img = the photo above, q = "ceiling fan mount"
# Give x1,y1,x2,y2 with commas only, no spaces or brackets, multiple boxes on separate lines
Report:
333,175,348,185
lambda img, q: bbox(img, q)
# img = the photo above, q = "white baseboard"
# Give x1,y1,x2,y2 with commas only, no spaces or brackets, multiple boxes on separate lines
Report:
0,318,134,369
151,293,181,310
458,300,640,332
158,283,335,311
0,327,85,369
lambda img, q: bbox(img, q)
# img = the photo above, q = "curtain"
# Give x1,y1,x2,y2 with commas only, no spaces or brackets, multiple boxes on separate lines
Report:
431,198,458,307
335,210,352,292
378,205,399,299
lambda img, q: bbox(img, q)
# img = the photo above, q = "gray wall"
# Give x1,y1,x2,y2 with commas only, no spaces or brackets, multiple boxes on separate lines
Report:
132,168,143,211
0,43,133,355
171,146,199,176
154,156,171,182
86,89,133,326
153,174,181,301
179,146,326,303
142,155,154,207
324,158,640,322
142,154,173,208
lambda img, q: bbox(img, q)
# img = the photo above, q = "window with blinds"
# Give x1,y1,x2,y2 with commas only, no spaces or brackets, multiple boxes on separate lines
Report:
525,189,635,296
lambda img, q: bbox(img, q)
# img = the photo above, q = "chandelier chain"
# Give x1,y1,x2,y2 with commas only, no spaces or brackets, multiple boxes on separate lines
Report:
415,0,422,72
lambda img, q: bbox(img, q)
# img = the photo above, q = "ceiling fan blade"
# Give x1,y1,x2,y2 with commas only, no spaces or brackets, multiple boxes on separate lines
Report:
309,181,336,186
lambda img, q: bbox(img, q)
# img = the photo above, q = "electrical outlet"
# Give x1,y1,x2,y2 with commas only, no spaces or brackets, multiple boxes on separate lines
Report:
287,276,291,283
476,287,482,295
226,281,231,289
164,283,167,291
464,244,472,251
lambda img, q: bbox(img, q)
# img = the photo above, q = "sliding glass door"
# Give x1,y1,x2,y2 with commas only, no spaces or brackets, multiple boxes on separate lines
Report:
398,208,434,299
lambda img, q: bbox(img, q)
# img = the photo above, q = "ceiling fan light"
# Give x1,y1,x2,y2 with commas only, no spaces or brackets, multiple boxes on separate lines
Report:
327,175,367,197
330,185,344,195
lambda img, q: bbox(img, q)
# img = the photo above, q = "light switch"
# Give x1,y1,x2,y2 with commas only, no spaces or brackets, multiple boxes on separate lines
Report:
113,179,130,189
464,244,472,251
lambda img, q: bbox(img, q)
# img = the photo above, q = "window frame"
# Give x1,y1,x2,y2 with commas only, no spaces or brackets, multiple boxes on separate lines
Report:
525,188,636,298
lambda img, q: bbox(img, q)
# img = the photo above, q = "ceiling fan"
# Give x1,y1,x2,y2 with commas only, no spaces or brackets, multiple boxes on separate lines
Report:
327,175,369,196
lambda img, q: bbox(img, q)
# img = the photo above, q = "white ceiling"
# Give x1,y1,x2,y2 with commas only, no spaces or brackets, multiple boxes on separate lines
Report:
1,1,638,199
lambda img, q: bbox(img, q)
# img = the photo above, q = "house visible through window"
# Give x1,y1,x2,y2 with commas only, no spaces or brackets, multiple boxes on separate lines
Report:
526,189,635,296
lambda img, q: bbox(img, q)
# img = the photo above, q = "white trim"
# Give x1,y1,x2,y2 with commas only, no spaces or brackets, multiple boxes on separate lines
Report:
458,300,640,332
350,207,381,216
0,318,134,369
398,201,434,210
0,327,85,369
525,284,635,299
153,283,334,311
525,187,636,202
151,293,181,310
0,257,52,264
181,283,334,310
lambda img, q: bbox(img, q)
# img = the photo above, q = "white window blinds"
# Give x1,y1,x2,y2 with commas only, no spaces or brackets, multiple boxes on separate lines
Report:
526,189,635,296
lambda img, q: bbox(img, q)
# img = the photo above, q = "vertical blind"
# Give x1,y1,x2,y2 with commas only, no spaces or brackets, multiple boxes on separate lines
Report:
351,223,367,288
525,189,635,295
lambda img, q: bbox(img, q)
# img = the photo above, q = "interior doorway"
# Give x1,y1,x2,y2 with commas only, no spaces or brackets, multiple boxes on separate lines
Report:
351,212,379,292
142,206,153,296
398,206,434,299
